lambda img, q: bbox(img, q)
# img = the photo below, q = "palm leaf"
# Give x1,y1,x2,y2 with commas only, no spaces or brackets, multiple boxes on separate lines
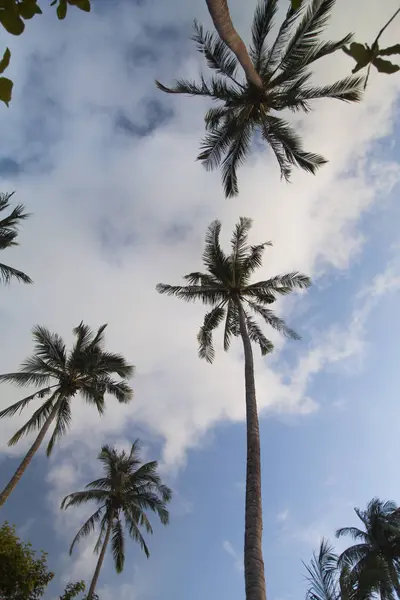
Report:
0,387,53,418
111,517,125,573
7,393,57,446
192,20,238,78
304,538,340,600
64,507,104,554
197,305,225,362
247,301,300,339
245,314,274,355
156,283,226,305
0,370,52,387
221,123,253,197
31,325,67,368
0,262,32,285
250,0,279,73
45,397,72,456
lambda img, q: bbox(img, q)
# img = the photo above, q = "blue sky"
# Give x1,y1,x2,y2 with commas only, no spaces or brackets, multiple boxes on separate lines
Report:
0,0,400,599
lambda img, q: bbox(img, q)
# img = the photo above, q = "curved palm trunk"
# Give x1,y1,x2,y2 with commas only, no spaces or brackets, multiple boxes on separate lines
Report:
205,0,263,89
0,393,61,507
238,301,267,600
87,512,114,600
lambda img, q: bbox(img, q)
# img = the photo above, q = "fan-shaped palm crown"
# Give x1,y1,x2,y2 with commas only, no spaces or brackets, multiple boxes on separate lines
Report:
0,322,134,455
61,442,171,598
157,217,311,361
156,0,364,197
336,498,400,600
0,191,32,285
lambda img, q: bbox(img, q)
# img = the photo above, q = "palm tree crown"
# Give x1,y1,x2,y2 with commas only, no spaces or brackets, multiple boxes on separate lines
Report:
0,322,134,455
62,441,172,573
336,498,400,600
0,191,32,285
304,539,341,600
157,217,310,361
157,0,364,197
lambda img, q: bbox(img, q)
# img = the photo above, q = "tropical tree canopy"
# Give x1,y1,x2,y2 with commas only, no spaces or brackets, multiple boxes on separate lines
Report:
0,191,32,285
304,538,341,600
0,521,54,600
61,441,172,571
336,498,400,600
157,217,311,362
0,322,134,455
157,0,364,197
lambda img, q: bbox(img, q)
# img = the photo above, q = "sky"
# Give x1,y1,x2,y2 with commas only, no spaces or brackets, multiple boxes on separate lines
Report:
0,0,400,599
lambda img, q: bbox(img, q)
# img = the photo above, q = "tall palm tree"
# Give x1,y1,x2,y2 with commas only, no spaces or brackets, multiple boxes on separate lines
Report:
156,217,310,600
0,322,134,507
61,441,172,600
0,191,32,285
157,0,364,198
336,498,400,600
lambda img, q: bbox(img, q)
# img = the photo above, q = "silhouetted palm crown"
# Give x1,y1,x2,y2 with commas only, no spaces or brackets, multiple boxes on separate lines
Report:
304,539,342,600
61,442,172,570
157,218,310,361
336,498,400,600
157,0,363,197
0,191,32,285
0,323,134,455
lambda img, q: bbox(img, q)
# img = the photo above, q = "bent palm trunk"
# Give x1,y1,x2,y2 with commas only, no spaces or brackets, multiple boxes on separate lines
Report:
205,0,263,89
238,301,267,600
0,393,61,507
87,512,114,599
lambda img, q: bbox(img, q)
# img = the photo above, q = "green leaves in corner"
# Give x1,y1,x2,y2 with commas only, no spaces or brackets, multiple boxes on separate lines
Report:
0,0,42,36
343,42,400,76
0,48,13,106
51,0,91,20
291,0,303,9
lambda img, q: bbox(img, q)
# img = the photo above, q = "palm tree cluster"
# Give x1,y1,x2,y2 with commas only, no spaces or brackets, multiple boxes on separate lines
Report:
0,1,391,600
305,499,400,600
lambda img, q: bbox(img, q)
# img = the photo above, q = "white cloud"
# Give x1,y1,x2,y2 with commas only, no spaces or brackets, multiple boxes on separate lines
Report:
222,540,244,573
276,509,290,524
0,0,399,592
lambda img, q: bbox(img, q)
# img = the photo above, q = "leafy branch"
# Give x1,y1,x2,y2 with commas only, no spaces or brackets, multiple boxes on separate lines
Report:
342,6,400,88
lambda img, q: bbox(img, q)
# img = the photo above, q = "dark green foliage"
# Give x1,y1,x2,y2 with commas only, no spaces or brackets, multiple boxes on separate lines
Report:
157,0,363,197
304,539,341,600
0,322,134,455
62,441,172,572
157,217,310,360
0,522,54,600
336,498,400,600
59,581,86,600
0,0,91,104
0,191,32,285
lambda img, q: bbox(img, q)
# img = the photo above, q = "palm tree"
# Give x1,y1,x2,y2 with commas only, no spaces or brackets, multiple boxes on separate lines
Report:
156,217,310,600
157,0,364,197
0,191,32,285
304,538,356,600
336,498,400,600
0,322,134,507
61,441,172,600
205,0,264,88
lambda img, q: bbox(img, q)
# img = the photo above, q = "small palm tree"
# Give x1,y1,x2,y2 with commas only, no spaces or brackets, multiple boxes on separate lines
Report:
61,442,172,600
157,0,364,197
0,191,32,285
157,217,310,600
0,323,134,507
336,498,400,600
304,538,359,600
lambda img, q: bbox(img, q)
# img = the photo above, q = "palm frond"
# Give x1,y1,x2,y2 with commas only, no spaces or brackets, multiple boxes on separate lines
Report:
262,115,327,179
183,271,219,286
192,20,239,79
31,325,67,368
336,526,368,542
304,538,340,600
64,507,104,554
100,377,133,403
197,115,242,173
156,283,226,305
250,0,279,73
220,121,253,198
85,478,111,491
0,387,53,418
247,301,300,339
126,518,150,559
0,370,52,387
111,517,125,573
0,262,32,285
202,219,232,284
223,300,240,351
204,106,231,130
197,305,225,363
61,489,109,510
7,393,57,446
264,2,300,71
242,243,272,280
337,543,370,569
245,314,274,355
231,217,252,267
297,75,364,103
45,397,72,456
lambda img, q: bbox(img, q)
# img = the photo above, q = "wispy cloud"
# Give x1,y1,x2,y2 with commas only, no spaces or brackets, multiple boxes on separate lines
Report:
222,540,243,573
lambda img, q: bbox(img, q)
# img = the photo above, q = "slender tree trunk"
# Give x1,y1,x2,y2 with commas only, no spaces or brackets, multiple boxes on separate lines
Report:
0,393,61,507
237,301,267,600
205,0,264,89
87,512,114,600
